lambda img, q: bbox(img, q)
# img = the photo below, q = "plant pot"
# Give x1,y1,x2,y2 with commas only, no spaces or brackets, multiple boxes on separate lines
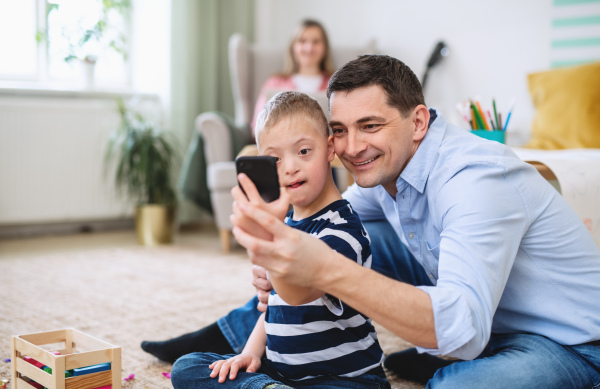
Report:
80,60,96,89
135,204,175,246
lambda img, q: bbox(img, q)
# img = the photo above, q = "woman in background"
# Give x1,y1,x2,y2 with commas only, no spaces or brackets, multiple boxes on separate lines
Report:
141,19,335,364
251,19,334,129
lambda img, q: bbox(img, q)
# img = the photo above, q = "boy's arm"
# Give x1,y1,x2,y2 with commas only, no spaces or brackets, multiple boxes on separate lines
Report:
269,277,324,306
210,312,266,382
242,312,267,358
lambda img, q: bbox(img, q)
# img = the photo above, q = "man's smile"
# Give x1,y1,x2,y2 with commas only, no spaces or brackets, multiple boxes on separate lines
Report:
352,155,380,167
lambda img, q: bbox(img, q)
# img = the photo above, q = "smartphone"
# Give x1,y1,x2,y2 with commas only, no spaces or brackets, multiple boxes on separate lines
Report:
235,156,280,203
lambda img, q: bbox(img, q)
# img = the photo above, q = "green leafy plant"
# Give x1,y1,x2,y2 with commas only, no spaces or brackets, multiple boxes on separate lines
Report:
37,0,131,64
105,98,177,206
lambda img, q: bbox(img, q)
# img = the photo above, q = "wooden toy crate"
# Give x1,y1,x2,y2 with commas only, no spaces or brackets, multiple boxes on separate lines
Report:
11,329,121,389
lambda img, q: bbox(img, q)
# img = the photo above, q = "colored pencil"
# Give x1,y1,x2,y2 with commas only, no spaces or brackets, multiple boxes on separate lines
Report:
492,99,499,129
475,100,490,130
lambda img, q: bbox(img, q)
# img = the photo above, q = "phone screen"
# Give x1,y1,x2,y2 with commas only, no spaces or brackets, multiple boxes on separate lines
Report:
235,156,280,203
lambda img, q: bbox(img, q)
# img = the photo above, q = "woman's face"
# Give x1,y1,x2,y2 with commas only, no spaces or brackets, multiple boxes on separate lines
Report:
292,26,326,71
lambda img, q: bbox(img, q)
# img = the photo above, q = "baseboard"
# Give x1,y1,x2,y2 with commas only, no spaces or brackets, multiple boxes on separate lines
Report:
0,218,135,240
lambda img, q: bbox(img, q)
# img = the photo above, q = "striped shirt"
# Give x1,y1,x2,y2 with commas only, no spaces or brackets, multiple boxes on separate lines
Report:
264,199,384,381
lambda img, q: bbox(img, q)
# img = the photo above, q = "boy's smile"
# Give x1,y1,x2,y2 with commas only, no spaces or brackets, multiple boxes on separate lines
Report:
288,180,306,189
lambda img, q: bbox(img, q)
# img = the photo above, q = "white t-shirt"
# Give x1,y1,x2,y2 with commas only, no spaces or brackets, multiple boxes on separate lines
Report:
291,74,323,93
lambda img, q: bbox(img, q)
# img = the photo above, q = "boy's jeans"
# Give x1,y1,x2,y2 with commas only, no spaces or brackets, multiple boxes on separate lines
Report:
171,352,390,389
216,220,600,388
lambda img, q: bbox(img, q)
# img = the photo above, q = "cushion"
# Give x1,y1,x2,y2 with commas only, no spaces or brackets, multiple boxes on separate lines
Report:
525,61,600,149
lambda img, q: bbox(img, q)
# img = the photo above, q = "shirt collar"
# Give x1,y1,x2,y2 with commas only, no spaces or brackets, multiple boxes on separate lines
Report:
397,108,445,194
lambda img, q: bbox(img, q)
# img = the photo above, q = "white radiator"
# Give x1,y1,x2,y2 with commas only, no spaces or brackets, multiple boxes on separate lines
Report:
0,93,158,225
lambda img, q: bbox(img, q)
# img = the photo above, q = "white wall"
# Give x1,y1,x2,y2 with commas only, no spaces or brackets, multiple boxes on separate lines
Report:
255,0,554,145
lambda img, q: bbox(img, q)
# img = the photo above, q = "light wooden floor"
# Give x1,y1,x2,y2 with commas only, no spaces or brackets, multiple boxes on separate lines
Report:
0,225,244,260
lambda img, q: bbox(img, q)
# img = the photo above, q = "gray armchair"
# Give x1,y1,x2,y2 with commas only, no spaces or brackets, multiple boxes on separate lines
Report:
200,34,376,252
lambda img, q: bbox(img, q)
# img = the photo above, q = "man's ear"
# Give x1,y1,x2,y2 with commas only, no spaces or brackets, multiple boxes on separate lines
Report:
327,135,335,162
412,105,430,142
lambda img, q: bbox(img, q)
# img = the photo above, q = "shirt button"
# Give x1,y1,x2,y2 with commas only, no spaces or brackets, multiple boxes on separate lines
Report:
408,233,415,239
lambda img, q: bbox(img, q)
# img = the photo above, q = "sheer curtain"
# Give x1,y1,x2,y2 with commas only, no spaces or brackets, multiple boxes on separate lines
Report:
170,0,254,144
170,0,254,223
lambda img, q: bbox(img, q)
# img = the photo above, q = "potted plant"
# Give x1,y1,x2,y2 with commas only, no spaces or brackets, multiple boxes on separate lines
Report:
106,98,177,245
37,0,130,88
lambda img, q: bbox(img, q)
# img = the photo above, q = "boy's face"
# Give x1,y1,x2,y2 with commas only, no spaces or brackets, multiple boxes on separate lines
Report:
258,114,334,212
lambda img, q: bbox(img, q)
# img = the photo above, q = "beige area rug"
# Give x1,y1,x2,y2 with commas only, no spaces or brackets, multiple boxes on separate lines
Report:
0,228,423,389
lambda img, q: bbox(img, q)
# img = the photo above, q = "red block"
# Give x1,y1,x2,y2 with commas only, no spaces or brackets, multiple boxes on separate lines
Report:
23,356,45,369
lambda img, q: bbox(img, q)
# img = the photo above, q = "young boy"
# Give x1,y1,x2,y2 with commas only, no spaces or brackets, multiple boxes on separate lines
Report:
171,91,390,389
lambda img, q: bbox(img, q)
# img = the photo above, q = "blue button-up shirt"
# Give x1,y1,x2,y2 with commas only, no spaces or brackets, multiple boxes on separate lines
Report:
343,110,600,360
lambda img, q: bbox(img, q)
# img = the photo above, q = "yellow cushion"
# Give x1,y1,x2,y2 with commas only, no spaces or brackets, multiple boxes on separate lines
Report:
525,61,600,149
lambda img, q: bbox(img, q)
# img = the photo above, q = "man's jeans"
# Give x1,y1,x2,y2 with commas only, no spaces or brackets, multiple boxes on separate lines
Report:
172,352,390,389
429,334,600,388
216,219,600,388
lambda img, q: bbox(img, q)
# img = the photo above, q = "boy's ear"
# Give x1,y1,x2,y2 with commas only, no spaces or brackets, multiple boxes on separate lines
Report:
327,135,335,162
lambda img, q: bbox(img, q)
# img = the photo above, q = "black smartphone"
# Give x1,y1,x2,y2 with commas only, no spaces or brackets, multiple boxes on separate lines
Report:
235,156,280,203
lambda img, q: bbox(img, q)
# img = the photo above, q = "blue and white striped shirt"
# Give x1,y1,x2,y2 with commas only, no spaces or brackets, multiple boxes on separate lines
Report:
264,199,384,381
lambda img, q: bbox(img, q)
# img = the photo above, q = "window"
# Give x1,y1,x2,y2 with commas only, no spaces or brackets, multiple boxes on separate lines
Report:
0,0,38,80
0,0,131,88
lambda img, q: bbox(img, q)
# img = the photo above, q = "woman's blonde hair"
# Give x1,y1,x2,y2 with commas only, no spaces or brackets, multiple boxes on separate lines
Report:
281,19,334,77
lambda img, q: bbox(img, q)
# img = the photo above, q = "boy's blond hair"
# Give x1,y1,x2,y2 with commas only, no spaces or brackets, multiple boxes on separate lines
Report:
255,91,330,146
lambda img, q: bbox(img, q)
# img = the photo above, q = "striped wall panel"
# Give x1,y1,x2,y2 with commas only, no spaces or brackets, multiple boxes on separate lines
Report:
551,0,600,67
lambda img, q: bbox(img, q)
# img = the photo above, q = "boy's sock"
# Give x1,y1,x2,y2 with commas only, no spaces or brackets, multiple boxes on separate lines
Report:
263,384,293,389
141,322,234,363
383,348,456,384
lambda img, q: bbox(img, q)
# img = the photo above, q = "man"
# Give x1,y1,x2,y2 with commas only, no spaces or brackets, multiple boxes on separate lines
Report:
231,55,600,388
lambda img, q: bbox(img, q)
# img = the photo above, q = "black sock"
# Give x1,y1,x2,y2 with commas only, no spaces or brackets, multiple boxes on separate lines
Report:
141,322,234,363
383,348,456,384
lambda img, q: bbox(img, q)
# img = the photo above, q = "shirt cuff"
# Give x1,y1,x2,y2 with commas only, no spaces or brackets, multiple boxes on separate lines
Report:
416,285,480,359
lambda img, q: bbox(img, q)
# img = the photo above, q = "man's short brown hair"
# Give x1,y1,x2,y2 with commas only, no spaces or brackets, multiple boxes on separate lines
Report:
326,55,425,117
255,91,329,146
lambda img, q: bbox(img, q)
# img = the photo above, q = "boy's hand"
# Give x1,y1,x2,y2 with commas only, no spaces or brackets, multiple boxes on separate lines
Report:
209,353,261,383
252,265,272,312
230,173,290,241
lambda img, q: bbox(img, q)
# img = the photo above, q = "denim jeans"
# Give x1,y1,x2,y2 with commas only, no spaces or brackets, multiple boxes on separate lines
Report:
428,333,600,388
171,352,390,389
217,219,433,353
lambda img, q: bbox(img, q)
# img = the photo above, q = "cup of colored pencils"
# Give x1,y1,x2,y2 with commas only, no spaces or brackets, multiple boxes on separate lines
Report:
457,98,515,144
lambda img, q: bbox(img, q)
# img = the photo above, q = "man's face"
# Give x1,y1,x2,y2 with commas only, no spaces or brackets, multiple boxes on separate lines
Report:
329,85,424,196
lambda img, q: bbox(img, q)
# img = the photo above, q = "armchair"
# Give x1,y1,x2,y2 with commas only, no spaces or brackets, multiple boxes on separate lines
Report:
200,34,376,252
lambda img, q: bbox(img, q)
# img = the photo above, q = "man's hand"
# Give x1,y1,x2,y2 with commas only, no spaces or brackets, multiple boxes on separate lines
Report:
232,201,336,289
252,265,272,312
230,173,290,241
209,353,261,383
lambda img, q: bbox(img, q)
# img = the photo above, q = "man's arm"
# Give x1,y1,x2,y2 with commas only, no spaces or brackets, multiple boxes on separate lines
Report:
232,202,438,348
